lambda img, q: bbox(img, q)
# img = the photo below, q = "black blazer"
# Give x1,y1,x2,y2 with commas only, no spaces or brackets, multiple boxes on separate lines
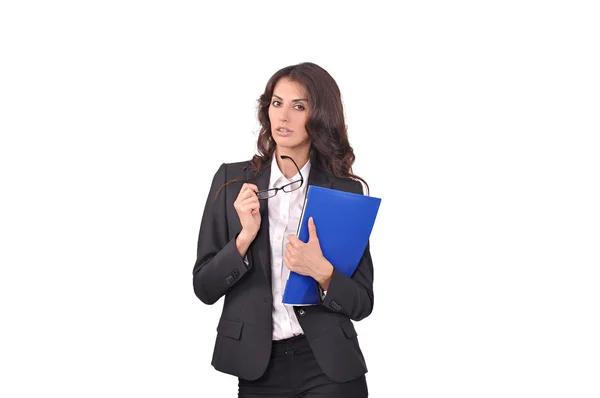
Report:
192,160,374,383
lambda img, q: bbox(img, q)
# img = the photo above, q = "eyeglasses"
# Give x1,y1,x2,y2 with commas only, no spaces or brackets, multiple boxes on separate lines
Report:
255,155,304,200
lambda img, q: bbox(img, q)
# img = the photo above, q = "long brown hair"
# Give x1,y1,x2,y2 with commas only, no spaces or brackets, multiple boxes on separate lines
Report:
217,62,369,197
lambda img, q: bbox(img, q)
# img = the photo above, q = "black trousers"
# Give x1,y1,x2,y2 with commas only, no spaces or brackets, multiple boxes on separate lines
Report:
238,334,368,397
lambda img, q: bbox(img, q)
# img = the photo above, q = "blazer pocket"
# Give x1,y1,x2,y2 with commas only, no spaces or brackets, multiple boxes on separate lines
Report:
340,320,358,339
217,318,243,340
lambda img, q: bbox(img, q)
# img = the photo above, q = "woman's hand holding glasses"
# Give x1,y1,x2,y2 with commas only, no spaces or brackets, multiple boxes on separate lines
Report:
234,183,261,257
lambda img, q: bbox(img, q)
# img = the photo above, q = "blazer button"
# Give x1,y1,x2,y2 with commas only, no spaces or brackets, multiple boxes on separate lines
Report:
298,308,306,317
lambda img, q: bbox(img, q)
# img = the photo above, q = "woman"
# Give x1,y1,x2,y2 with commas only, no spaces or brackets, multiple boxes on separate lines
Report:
193,62,374,397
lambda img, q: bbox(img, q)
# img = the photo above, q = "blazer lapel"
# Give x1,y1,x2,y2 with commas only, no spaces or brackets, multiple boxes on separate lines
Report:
306,165,332,190
246,164,272,286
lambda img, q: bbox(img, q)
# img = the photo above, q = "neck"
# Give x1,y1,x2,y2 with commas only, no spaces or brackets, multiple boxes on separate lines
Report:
274,146,310,179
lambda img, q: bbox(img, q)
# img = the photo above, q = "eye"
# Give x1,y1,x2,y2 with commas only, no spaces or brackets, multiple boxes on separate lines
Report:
294,104,306,111
271,100,281,107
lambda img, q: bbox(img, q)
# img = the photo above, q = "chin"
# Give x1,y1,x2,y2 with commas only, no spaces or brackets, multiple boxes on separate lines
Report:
273,139,297,149
272,133,294,145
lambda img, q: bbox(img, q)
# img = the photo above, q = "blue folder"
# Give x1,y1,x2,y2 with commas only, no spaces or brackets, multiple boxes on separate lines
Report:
282,185,382,305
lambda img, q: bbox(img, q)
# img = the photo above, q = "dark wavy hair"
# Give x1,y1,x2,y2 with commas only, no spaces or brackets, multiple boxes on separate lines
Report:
217,62,368,197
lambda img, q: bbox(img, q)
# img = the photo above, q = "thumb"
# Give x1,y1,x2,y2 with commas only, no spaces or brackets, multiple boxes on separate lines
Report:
308,217,318,242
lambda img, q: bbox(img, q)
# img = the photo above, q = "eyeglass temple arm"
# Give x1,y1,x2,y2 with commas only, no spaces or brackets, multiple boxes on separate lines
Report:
279,155,303,180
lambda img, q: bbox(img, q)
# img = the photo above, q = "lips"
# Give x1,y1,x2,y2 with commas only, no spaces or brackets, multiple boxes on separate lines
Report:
276,127,294,136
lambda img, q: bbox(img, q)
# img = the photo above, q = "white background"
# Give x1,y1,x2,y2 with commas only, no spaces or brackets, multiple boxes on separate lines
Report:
1,1,599,397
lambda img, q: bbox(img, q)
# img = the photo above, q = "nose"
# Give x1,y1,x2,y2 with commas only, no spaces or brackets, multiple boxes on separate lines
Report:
278,105,290,123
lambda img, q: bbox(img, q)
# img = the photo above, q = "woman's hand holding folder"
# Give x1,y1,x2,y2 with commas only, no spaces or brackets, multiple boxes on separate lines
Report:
284,217,334,290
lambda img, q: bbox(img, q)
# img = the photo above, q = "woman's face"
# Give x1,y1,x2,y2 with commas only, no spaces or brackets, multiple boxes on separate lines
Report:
268,78,311,154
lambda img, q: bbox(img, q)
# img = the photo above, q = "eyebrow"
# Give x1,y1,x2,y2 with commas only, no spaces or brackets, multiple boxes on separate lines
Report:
272,94,308,102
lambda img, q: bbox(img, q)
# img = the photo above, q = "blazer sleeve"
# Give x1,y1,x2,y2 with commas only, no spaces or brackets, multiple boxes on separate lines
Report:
192,163,251,305
320,180,374,321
